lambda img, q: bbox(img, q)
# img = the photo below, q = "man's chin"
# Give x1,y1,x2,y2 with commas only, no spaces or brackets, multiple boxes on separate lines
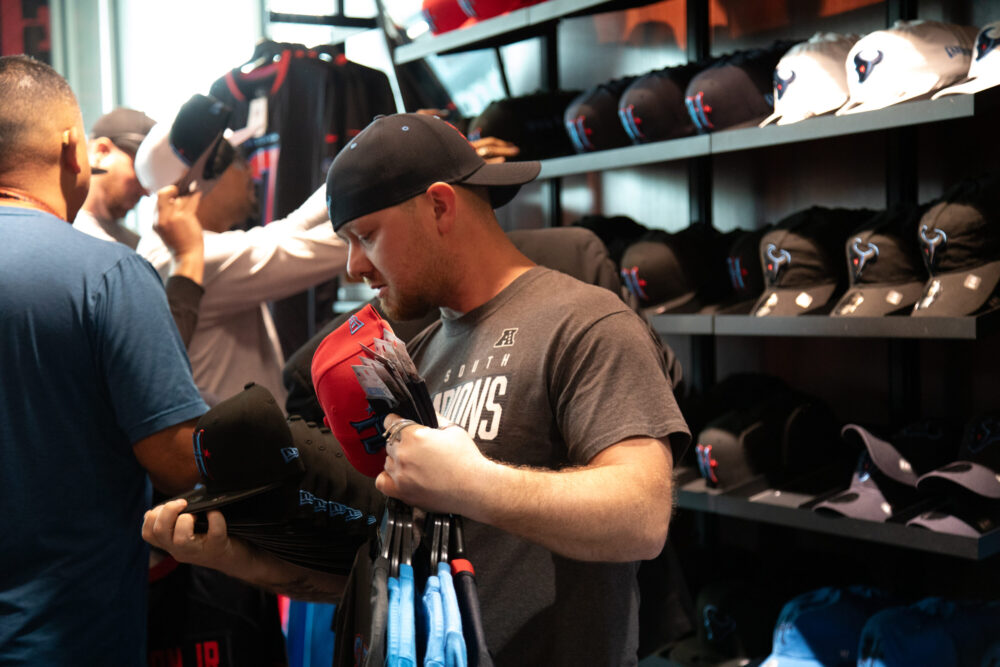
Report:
378,296,432,322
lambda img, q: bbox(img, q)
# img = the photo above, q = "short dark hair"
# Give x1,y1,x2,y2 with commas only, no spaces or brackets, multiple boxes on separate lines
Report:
0,55,79,174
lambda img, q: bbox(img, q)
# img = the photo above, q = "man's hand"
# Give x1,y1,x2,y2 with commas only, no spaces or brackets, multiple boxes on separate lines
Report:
154,186,204,284
376,414,492,514
142,498,238,570
471,136,520,164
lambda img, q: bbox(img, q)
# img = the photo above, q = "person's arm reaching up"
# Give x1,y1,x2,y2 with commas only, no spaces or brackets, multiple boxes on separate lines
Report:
154,185,205,347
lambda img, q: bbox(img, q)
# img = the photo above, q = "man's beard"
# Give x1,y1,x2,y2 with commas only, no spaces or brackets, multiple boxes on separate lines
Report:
379,288,434,322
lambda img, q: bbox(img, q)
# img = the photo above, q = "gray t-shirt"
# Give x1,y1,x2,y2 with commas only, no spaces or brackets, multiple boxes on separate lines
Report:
408,266,689,666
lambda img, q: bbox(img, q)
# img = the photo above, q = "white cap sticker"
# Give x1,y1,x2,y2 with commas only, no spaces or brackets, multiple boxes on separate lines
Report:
886,290,903,305
964,274,982,290
795,292,814,309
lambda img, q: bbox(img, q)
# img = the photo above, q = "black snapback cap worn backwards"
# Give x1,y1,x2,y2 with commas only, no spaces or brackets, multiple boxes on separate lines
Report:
325,113,541,231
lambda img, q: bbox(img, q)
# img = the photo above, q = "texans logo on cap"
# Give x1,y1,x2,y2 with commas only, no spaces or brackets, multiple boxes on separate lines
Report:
919,224,948,270
773,68,796,100
685,91,714,131
620,265,649,301
850,238,879,280
696,443,719,484
727,256,750,290
565,115,594,151
854,49,884,83
618,104,644,142
977,25,1000,61
968,416,1000,454
765,243,791,282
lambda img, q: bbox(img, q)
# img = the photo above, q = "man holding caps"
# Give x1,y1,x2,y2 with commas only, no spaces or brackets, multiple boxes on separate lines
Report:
145,112,690,665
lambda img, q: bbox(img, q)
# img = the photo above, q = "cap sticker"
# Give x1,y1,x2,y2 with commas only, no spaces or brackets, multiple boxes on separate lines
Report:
795,292,814,309
880,501,892,516
838,291,864,315
755,292,779,317
915,278,942,310
898,458,912,474
964,274,982,290
886,290,903,306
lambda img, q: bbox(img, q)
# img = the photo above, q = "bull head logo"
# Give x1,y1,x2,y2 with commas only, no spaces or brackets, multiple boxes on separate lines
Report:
977,26,1000,61
919,224,948,270
854,49,884,83
850,238,879,281
774,68,796,100
765,243,791,283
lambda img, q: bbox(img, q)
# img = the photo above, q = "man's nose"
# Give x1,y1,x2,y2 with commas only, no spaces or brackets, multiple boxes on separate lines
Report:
346,245,371,281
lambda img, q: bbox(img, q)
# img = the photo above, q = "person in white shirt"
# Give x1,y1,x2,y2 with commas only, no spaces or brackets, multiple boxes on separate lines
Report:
73,107,155,248
137,141,346,406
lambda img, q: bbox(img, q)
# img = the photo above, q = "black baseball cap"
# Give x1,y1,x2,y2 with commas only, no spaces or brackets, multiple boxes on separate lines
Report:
620,225,731,314
563,76,638,152
714,225,772,314
839,419,962,487
468,90,580,160
833,204,931,316
90,107,156,155
752,207,876,316
812,449,919,522
917,413,1000,500
911,174,1000,316
326,113,540,231
174,383,305,514
134,94,233,195
617,61,706,143
684,41,799,133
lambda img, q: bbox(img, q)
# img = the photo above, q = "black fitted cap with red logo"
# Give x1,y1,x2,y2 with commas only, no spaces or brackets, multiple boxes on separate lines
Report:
684,41,799,133
468,90,580,160
174,383,305,514
617,61,708,144
752,207,876,316
326,113,540,231
694,390,841,491
833,203,930,316
917,413,1000,500
563,76,638,153
912,174,1000,316
619,224,732,313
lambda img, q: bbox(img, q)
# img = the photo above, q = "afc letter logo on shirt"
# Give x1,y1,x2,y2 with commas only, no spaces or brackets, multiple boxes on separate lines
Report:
494,328,518,348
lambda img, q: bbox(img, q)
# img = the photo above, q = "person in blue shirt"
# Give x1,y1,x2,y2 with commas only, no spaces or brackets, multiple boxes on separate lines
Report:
0,54,208,665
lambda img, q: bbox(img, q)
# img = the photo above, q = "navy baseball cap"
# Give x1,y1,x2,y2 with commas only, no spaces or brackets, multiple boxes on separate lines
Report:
762,586,898,667
468,90,580,160
917,412,1000,500
857,597,1000,667
716,225,772,314
173,383,305,514
685,41,799,133
326,113,540,231
812,449,919,523
839,420,962,487
753,207,876,316
912,174,1000,316
564,76,637,153
618,61,706,143
833,204,931,316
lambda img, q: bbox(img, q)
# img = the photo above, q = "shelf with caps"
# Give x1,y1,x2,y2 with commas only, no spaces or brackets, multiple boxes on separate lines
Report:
393,0,658,64
649,308,1000,339
536,88,1000,180
674,469,1000,560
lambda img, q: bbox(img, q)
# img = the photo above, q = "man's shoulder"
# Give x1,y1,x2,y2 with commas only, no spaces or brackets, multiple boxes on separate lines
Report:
522,267,630,315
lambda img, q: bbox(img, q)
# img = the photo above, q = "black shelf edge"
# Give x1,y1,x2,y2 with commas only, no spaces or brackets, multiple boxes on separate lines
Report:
710,311,997,339
647,313,713,335
538,136,709,178
676,480,1000,560
533,90,1000,179
393,0,656,64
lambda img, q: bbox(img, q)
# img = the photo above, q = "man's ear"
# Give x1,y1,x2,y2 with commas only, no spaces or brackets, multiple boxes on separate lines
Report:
425,182,457,234
62,127,84,174
86,135,112,167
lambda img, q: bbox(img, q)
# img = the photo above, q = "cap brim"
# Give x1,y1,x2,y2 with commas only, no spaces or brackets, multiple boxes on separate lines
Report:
134,122,225,195
916,461,1000,499
831,281,926,317
911,259,1000,317
461,160,541,208
813,481,895,522
175,477,287,514
906,510,981,537
931,76,1000,99
841,424,918,486
752,283,839,317
759,111,782,128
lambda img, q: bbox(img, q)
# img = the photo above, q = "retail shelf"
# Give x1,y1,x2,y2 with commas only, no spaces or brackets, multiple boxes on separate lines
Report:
675,475,1000,560
647,313,714,335
534,89,1000,179
394,0,653,64
711,310,999,339
538,136,709,178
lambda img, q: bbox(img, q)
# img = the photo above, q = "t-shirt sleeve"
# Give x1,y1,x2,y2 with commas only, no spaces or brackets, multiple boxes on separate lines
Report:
89,254,207,444
552,310,690,465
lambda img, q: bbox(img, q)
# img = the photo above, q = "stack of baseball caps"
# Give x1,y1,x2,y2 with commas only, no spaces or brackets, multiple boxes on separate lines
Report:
684,40,800,133
618,59,711,143
171,383,384,575
933,21,1000,98
912,173,1000,317
468,90,581,160
752,206,876,316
